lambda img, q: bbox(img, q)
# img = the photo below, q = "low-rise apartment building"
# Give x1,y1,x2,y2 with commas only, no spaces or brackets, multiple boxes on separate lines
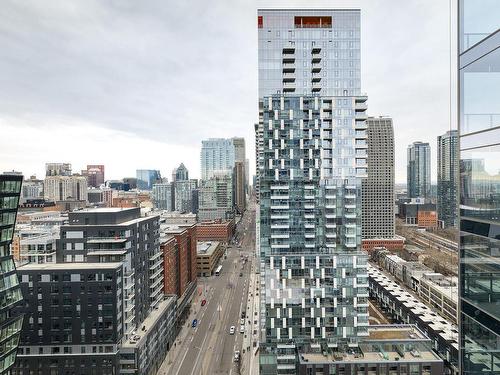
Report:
296,325,443,375
372,249,458,325
368,265,459,374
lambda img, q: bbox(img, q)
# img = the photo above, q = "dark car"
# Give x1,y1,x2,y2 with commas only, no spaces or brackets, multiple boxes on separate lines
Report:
201,299,207,306
192,319,198,328
239,272,243,277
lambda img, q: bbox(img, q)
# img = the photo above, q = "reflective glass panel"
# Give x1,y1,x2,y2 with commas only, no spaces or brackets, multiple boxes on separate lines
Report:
460,0,500,51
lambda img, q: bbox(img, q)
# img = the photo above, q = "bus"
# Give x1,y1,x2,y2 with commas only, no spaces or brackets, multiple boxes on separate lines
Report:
215,265,222,276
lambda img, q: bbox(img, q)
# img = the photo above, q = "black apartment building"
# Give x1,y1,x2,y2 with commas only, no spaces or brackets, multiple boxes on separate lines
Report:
12,207,175,375
57,208,164,329
13,263,123,375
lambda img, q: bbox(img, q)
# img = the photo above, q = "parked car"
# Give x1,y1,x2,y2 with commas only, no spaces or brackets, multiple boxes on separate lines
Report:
240,318,245,325
192,319,198,328
201,299,207,306
229,325,235,335
240,325,245,334
234,350,240,362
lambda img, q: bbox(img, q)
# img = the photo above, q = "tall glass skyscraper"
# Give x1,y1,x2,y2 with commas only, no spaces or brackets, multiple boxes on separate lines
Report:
200,138,245,180
257,10,368,374
407,141,431,199
0,174,24,372
437,130,458,228
136,169,161,190
458,1,500,374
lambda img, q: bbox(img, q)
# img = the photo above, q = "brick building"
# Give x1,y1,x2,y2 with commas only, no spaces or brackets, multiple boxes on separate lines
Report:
417,210,438,229
160,222,197,317
361,236,405,252
196,219,235,244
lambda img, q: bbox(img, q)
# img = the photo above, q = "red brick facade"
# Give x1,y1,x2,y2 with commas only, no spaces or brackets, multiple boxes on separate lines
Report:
362,238,405,252
162,237,177,296
196,219,235,244
161,224,197,299
417,211,438,229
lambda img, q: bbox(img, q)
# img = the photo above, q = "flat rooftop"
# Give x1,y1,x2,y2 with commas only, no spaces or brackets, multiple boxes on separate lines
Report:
197,241,220,257
368,264,459,349
76,207,132,213
122,296,176,348
366,325,426,341
299,326,442,365
18,262,122,271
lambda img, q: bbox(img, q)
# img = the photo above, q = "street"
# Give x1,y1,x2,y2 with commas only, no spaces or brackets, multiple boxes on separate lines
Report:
157,200,257,375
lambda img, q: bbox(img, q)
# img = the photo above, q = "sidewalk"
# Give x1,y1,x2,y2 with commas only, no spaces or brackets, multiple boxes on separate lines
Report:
157,284,212,375
241,254,260,375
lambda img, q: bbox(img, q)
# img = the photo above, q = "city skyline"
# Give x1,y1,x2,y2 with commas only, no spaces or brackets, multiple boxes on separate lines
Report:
0,0,452,183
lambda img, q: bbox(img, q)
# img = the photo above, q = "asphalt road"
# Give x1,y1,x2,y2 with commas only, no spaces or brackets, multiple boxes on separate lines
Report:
158,202,256,375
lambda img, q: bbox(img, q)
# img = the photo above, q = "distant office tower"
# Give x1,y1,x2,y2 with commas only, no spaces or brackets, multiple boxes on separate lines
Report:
85,187,113,207
152,182,173,210
198,173,233,221
136,169,161,190
174,179,198,213
407,141,431,198
43,175,88,202
0,174,24,373
437,130,458,227
257,9,368,374
234,161,246,213
172,163,189,182
45,162,71,176
201,137,246,212
83,164,105,187
458,3,500,374
201,137,245,179
245,159,250,191
233,137,246,163
122,177,138,190
362,117,395,239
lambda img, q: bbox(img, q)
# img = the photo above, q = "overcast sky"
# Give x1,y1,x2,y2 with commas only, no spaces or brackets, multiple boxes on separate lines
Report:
0,0,453,183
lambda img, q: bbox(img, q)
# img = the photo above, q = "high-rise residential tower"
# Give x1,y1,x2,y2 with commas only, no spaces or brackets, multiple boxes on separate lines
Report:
198,173,233,221
361,117,395,239
43,175,88,202
0,174,24,372
458,2,500,374
437,130,458,227
45,162,72,177
174,179,198,213
257,10,368,374
200,137,246,215
152,182,173,210
254,122,264,203
407,141,431,198
200,138,237,180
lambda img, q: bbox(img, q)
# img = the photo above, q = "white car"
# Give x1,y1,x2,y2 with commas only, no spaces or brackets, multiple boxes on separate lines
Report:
234,350,240,362
240,318,245,325
239,325,245,334
229,325,235,335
